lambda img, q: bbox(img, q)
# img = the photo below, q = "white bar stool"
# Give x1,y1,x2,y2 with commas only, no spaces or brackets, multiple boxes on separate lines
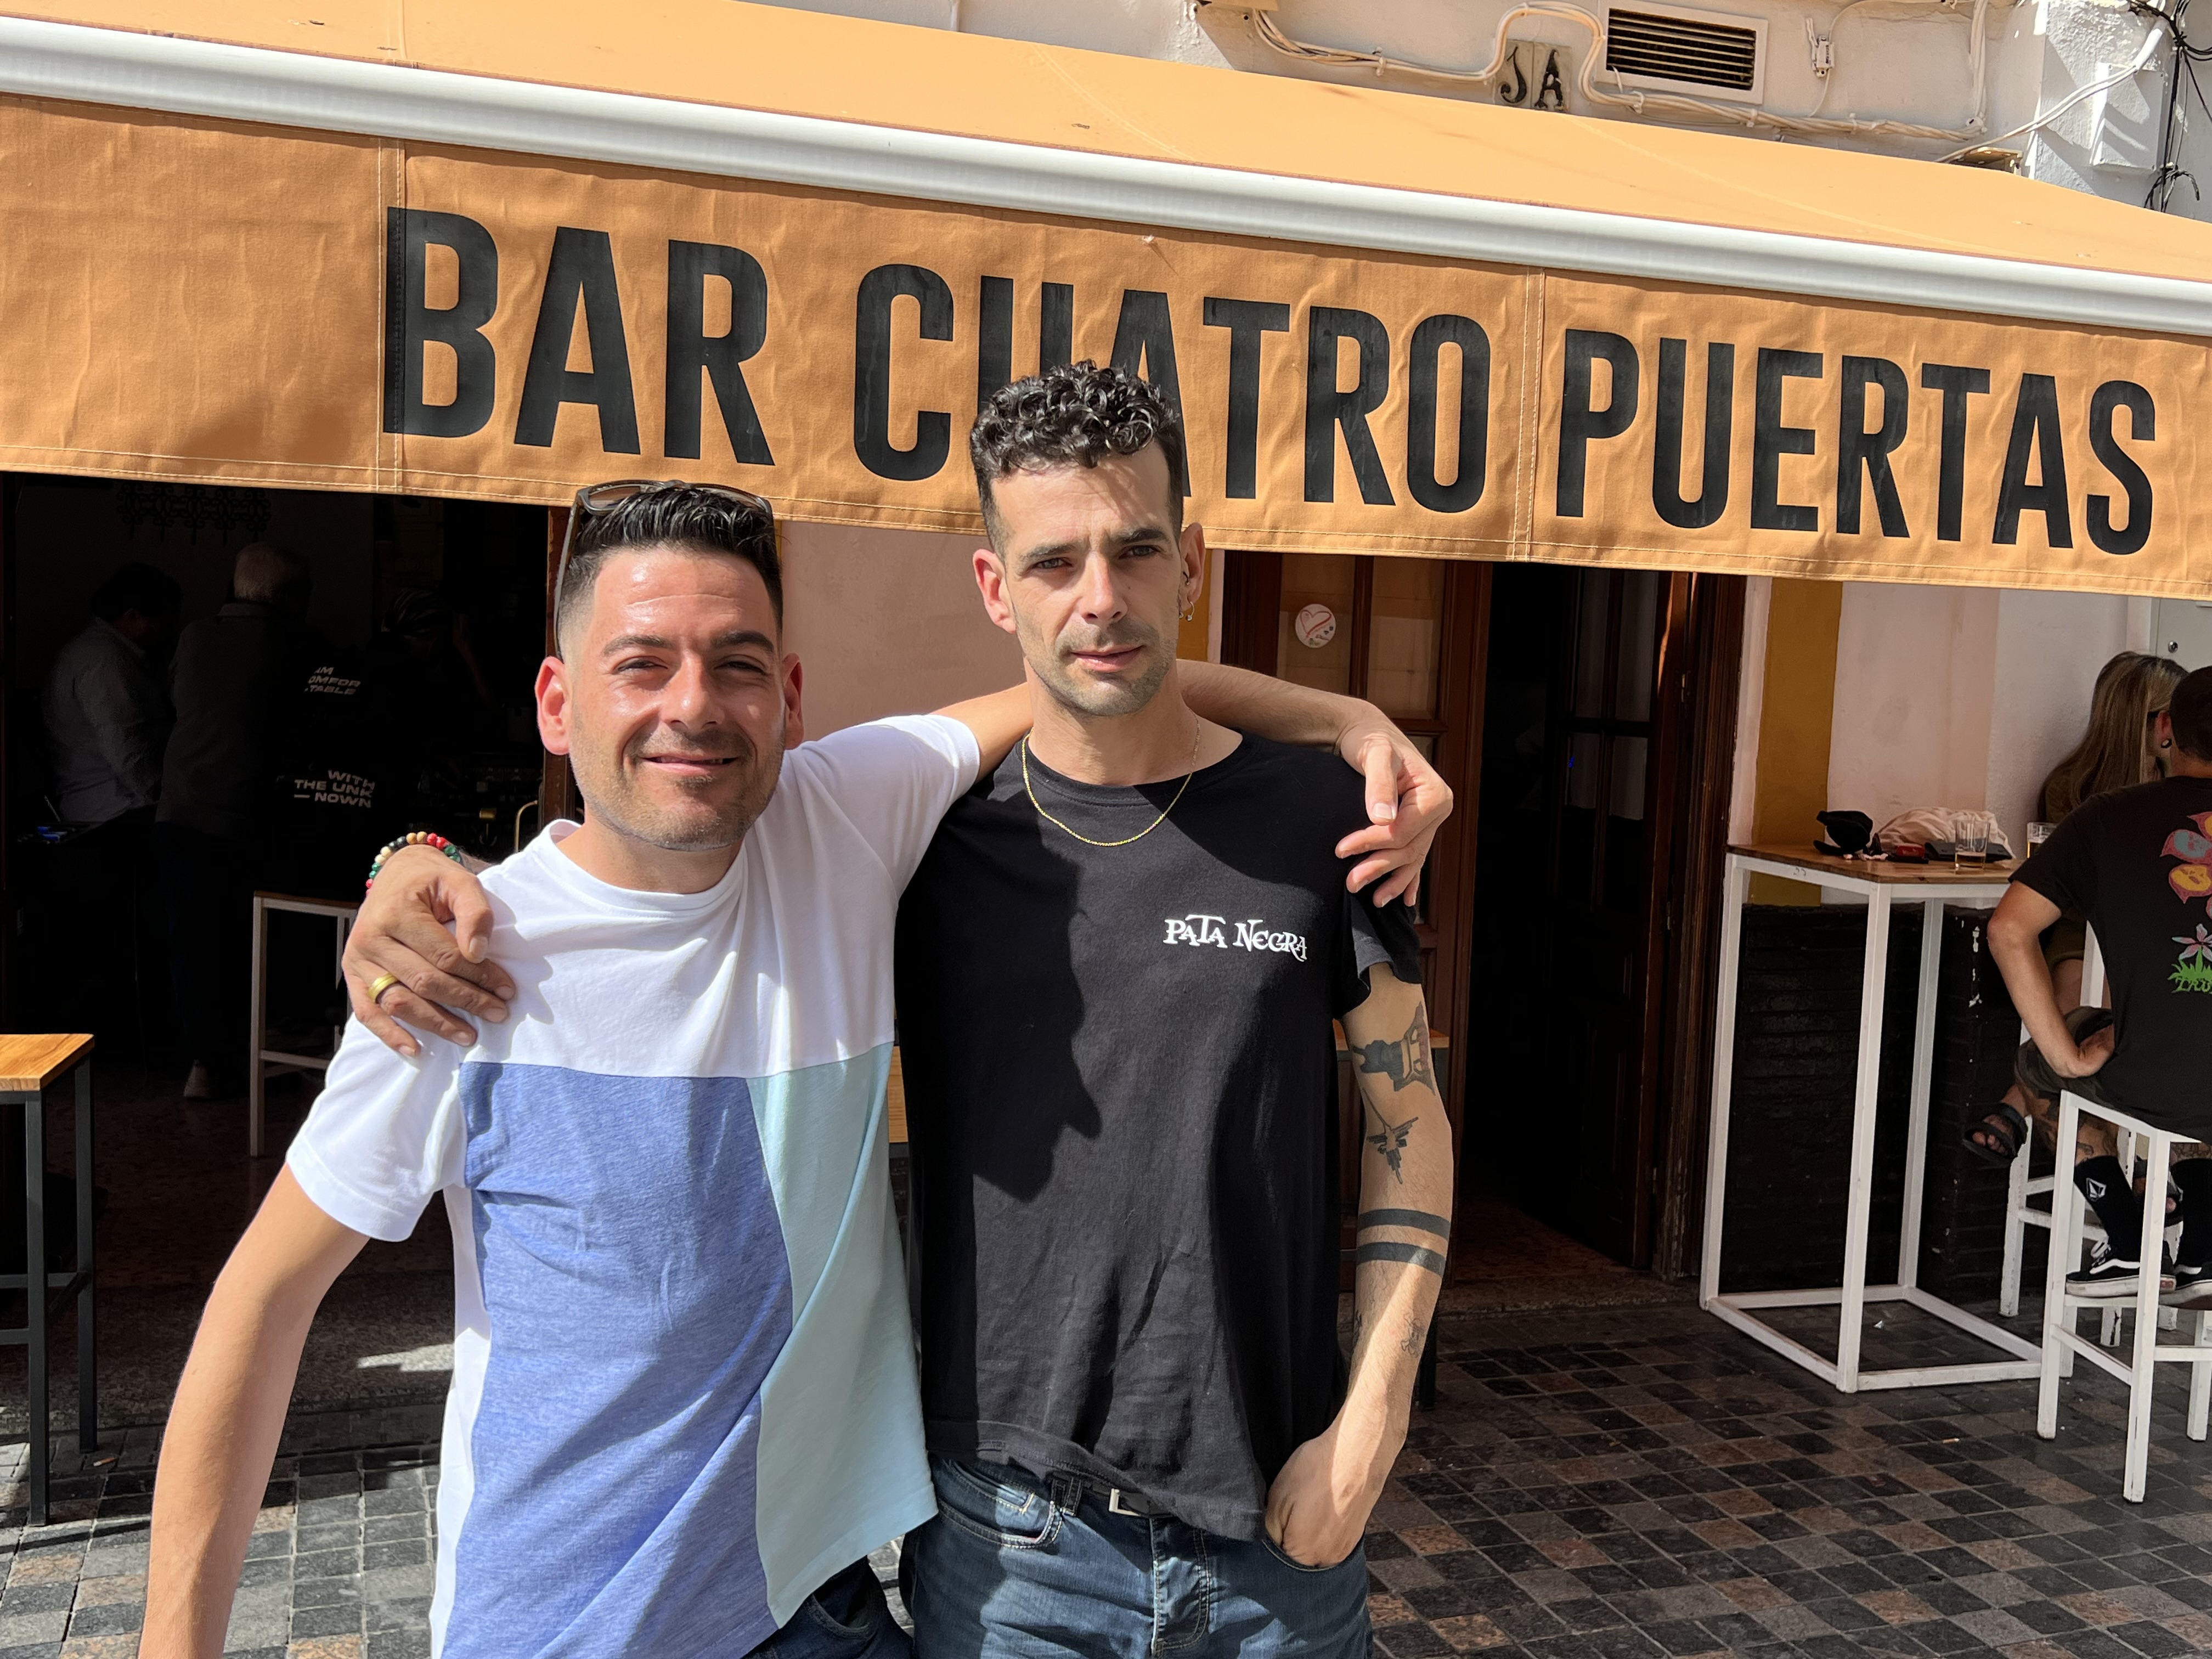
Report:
246,892,358,1157
2004,933,2117,1339
2037,1088,2212,1502
2002,932,2172,1348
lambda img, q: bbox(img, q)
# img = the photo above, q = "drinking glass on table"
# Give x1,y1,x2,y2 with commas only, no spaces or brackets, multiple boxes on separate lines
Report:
1953,810,1992,868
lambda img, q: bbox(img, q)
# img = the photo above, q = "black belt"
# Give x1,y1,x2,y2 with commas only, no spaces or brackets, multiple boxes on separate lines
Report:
1052,1471,1173,1519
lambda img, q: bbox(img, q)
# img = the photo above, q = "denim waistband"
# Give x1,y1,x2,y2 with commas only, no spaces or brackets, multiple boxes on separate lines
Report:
1045,1470,1173,1519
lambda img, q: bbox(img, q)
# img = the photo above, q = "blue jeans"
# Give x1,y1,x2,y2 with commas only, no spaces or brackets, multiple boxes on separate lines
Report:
901,1458,1369,1659
751,1559,911,1659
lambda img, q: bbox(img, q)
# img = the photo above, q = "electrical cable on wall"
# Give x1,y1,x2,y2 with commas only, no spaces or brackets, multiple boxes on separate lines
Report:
1935,25,2167,164
2128,0,2206,209
1211,0,2177,165
1215,0,1995,140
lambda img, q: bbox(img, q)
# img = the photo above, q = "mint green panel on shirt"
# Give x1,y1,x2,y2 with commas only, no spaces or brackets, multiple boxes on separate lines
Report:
748,1046,935,1626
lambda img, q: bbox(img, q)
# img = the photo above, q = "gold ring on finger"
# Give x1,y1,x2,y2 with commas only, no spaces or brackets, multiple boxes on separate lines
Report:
367,972,402,1006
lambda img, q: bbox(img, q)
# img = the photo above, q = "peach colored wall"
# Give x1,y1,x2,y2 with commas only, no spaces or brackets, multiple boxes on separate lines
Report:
780,521,1024,736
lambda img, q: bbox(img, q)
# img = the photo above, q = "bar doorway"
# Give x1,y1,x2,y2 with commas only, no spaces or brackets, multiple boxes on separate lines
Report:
1222,550,1742,1284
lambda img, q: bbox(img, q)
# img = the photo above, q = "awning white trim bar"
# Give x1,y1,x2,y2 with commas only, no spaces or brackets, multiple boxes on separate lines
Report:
6,14,2211,337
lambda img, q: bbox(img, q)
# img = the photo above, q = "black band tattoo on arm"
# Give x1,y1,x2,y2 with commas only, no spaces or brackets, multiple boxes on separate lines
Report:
1356,1240,1447,1275
1358,1207,1451,1239
1355,1008,1435,1093
1364,1102,1414,1180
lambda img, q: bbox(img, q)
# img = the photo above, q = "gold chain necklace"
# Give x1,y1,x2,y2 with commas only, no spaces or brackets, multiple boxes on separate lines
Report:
1021,729,1199,849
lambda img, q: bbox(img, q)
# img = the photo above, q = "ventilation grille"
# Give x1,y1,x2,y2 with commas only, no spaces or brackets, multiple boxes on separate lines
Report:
1605,6,1761,95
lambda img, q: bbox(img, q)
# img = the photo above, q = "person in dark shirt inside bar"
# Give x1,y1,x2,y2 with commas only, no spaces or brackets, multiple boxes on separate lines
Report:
1990,664,2212,1301
155,543,323,1101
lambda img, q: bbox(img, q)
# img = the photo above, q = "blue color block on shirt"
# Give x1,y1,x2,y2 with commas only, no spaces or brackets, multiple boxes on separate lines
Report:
450,1065,791,1656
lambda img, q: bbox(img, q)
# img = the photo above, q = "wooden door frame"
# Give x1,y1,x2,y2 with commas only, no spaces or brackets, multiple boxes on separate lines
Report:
540,506,579,825
1427,563,1487,1192
1651,573,1748,1281
1216,548,1489,1218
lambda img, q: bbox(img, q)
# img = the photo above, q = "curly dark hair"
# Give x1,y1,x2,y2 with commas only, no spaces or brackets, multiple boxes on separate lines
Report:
560,483,781,651
969,361,1185,537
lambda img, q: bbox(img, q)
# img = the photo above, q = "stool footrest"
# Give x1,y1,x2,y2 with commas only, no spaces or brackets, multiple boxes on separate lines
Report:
0,1266,97,1336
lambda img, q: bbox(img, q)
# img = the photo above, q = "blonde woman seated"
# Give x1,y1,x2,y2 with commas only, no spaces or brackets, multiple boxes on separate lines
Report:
1967,651,2212,1297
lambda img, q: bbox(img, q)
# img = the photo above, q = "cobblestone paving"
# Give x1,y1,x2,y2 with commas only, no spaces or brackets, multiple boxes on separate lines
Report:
0,1403,443,1658
8,1301,2212,1656
1378,1302,2212,1659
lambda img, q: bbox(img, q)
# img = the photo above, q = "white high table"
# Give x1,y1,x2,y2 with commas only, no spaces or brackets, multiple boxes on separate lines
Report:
1701,845,2037,1391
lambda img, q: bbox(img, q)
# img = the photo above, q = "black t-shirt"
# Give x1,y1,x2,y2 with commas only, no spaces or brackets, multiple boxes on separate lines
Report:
893,734,1421,1540
2016,775,2212,1133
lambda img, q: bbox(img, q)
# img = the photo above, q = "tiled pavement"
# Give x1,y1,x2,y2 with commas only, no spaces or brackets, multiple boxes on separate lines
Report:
1377,1300,2212,1659
0,1403,445,1658
10,1300,2212,1657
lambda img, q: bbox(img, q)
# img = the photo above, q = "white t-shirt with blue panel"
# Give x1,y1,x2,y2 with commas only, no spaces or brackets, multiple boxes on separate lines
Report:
287,714,979,1658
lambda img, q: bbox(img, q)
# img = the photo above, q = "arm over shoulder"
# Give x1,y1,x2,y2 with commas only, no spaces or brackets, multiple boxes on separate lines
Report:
787,715,983,886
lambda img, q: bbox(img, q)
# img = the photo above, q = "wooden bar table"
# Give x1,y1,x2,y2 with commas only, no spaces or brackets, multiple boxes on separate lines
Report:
1700,845,2033,1391
0,1034,97,1522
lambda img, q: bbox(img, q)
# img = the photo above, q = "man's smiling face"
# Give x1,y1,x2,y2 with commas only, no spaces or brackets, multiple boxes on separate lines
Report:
540,544,799,853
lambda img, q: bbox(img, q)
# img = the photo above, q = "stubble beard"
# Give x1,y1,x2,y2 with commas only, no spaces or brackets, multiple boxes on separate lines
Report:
1022,609,1173,720
571,721,786,852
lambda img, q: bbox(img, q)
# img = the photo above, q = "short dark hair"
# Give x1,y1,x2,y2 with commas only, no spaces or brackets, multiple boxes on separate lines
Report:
560,485,782,652
2170,666,2212,761
969,361,1184,538
91,562,181,623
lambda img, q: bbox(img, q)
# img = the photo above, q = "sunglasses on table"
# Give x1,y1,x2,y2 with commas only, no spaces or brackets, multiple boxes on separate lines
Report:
552,478,776,619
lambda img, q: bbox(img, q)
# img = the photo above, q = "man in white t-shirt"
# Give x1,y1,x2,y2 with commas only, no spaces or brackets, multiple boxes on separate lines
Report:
144,484,1446,1659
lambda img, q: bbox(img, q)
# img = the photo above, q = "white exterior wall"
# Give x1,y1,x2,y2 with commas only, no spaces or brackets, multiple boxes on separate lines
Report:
1825,583,2148,853
756,0,2204,222
780,521,1023,735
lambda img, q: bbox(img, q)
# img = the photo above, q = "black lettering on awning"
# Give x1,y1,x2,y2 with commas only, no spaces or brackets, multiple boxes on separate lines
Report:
1836,357,1910,538
1751,348,1821,532
1993,373,2072,547
515,227,641,454
978,275,1015,407
1203,297,1290,500
1651,339,1732,531
2087,380,2155,556
1041,283,1075,371
1556,330,1638,518
853,263,954,482
1305,307,1395,505
383,207,498,440
1921,364,1991,543
663,241,772,465
1111,291,1187,495
1405,314,1489,515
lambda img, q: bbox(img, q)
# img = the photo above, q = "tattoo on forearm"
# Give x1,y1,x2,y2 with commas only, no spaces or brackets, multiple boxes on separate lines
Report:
1400,1311,1430,1358
1356,1240,1447,1275
1364,1103,1415,1180
1358,1207,1451,1239
1355,1009,1435,1093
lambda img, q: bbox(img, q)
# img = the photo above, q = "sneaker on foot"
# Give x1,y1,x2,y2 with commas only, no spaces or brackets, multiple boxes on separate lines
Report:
2165,1260,2212,1304
182,1062,212,1101
2068,1241,2177,1298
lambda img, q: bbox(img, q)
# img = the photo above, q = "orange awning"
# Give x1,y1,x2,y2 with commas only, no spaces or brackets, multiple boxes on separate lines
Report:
3,0,2211,593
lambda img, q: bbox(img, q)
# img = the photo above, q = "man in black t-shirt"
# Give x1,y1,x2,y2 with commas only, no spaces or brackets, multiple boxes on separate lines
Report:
895,363,1452,1659
1992,664,2212,1300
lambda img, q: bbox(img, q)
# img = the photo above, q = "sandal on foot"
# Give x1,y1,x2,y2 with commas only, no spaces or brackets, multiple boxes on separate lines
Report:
1963,1101,2029,1167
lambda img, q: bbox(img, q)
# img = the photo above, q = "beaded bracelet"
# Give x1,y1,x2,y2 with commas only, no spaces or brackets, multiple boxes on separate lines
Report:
365,831,468,893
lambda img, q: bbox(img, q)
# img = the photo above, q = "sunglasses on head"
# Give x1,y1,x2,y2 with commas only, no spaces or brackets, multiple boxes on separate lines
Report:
552,478,775,620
